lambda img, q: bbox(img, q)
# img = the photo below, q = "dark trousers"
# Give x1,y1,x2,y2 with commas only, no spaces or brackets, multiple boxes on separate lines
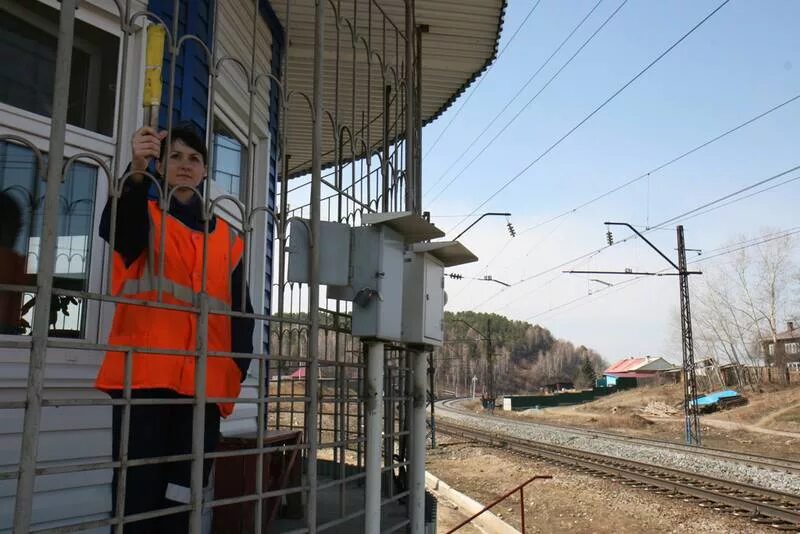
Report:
110,390,220,534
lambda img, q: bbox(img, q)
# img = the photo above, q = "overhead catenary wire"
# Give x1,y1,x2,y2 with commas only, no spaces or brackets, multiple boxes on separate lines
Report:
427,0,621,204
533,163,800,284
446,92,800,294
674,172,800,226
524,226,800,322
424,0,608,199
452,215,571,304
446,0,732,235
423,0,544,159
700,226,800,256
649,164,800,230
517,92,800,236
463,162,800,312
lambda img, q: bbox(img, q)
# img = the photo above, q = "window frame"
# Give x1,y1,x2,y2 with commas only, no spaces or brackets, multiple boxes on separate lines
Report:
211,113,250,201
0,0,145,366
210,108,272,380
209,110,258,230
0,0,119,136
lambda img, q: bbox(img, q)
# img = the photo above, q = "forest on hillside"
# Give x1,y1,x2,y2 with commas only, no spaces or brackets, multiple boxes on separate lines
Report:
266,310,607,396
435,311,606,396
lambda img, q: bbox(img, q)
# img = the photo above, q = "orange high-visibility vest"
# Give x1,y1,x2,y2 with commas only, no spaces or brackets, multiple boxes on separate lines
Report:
96,200,245,417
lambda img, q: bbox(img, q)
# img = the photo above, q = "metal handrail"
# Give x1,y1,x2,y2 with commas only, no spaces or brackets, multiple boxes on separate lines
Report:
445,474,552,533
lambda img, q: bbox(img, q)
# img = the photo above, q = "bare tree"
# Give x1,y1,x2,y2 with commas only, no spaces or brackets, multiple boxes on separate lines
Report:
693,229,798,382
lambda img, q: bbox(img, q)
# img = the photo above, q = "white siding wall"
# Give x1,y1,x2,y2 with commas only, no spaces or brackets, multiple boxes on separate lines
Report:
214,0,273,138
213,0,274,438
0,392,111,534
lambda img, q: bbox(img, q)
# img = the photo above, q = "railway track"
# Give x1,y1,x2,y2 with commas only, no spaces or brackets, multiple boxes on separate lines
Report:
438,398,800,476
437,420,800,530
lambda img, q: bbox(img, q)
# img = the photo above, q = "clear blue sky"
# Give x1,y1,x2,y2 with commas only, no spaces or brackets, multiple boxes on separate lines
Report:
424,0,800,363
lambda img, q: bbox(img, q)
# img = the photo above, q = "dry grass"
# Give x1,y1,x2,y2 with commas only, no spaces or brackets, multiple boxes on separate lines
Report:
585,413,655,430
768,406,800,432
705,384,800,426
573,383,685,413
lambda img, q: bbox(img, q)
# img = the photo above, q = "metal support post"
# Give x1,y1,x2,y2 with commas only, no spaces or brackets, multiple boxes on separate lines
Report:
383,354,393,496
678,225,701,445
189,293,209,533
487,319,494,410
427,351,436,448
566,221,703,444
14,2,76,531
410,349,427,533
414,23,423,213
306,0,325,530
404,0,415,213
365,341,385,534
382,85,391,212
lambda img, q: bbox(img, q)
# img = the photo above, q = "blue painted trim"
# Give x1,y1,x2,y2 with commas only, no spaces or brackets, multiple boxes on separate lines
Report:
260,1,284,356
149,0,212,139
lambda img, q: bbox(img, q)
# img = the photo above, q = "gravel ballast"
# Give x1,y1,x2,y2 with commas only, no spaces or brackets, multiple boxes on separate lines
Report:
436,405,800,496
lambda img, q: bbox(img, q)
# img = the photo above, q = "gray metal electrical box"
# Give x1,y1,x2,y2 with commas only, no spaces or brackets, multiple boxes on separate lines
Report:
286,218,351,286
349,225,406,340
401,241,478,346
328,212,445,341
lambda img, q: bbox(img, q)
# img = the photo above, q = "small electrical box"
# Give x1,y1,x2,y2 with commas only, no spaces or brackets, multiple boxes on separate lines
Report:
401,241,478,346
348,225,406,340
286,218,351,286
286,212,475,344
329,212,444,341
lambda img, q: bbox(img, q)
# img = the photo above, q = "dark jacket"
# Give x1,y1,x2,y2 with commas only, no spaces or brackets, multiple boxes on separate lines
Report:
99,176,254,380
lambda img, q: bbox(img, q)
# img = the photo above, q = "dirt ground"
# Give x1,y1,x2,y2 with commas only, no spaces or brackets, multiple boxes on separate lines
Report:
265,379,800,531
427,434,778,533
465,383,800,460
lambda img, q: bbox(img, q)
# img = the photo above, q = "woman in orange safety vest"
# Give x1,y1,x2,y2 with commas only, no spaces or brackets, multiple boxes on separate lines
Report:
96,123,254,533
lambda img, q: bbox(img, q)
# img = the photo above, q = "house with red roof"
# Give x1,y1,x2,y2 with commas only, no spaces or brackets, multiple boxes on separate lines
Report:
604,356,678,387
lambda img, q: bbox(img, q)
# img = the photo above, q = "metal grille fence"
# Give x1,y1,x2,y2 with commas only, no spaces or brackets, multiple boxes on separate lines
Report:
0,0,423,532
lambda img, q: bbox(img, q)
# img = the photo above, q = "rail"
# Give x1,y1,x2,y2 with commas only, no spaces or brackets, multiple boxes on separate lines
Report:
437,420,800,530
438,398,800,476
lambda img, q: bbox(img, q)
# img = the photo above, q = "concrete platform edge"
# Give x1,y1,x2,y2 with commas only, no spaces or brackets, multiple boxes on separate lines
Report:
425,471,521,534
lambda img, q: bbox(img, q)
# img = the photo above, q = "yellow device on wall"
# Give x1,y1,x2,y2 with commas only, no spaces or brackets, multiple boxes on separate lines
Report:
143,23,166,128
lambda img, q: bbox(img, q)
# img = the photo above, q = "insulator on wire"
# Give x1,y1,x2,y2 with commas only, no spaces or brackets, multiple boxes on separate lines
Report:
506,222,516,238
606,230,614,246
447,273,463,280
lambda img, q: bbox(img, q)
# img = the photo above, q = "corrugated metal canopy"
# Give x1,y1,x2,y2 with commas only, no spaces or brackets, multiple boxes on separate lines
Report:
272,0,506,178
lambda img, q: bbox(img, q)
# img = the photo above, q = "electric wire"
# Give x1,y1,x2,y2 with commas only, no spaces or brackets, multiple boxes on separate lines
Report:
446,0,732,235
423,0,545,159
427,0,622,204
458,94,800,297
517,92,800,235
648,164,800,230
424,0,608,199
462,162,800,312
525,226,800,321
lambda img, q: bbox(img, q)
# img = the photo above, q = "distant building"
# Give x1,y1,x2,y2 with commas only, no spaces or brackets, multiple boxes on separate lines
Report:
604,356,678,387
540,377,574,394
761,321,800,366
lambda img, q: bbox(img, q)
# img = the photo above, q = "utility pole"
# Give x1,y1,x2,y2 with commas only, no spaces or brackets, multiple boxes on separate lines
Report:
446,318,495,412
565,221,702,446
486,319,495,411
677,225,701,445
